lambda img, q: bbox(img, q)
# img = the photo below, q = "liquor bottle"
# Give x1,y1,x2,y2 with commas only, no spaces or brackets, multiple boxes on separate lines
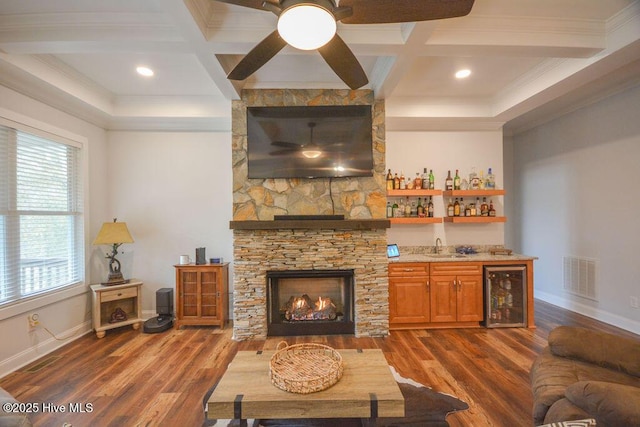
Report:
429,169,435,189
393,173,400,190
398,198,405,217
399,171,406,190
417,198,425,217
386,201,393,218
481,197,489,216
469,201,477,216
475,197,481,216
404,197,411,217
478,170,485,189
469,167,480,190
445,170,453,191
486,167,495,189
427,196,434,218
386,169,394,190
454,169,461,190
459,198,466,217
447,198,454,217
453,198,460,216
414,173,422,190
464,201,471,217
392,199,399,217
489,199,496,217
421,168,429,189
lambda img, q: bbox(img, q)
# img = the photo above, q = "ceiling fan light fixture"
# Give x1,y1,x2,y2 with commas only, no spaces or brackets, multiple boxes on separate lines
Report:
301,148,322,159
277,3,336,50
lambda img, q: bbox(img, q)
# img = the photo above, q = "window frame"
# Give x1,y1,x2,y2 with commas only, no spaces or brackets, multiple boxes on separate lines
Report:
0,110,88,319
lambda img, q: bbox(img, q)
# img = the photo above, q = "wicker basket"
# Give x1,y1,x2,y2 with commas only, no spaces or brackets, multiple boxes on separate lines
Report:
269,341,344,394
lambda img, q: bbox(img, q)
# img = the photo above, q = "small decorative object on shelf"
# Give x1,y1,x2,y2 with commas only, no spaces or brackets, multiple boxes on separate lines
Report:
109,307,128,323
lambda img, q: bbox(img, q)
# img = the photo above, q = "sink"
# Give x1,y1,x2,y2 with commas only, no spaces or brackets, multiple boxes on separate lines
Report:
429,254,467,258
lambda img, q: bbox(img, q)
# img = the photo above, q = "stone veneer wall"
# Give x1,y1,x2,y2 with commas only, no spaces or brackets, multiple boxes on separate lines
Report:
232,89,386,220
231,89,389,340
232,228,389,340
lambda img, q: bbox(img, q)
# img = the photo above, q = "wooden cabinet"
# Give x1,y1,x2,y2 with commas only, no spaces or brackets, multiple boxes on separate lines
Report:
430,262,484,325
388,263,430,327
90,280,143,338
174,263,229,329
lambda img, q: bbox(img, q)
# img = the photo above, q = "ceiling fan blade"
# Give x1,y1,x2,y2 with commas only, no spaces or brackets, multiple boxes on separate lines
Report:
339,0,475,24
318,34,368,90
227,30,287,80
212,0,272,12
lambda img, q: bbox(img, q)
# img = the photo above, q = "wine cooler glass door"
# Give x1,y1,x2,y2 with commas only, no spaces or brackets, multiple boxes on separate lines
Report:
484,265,527,328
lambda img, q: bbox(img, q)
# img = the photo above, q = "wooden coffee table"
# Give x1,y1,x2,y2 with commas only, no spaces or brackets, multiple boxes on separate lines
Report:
207,348,404,424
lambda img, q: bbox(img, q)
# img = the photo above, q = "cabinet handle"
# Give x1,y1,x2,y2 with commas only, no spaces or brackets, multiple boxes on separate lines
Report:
426,280,430,291
403,268,413,272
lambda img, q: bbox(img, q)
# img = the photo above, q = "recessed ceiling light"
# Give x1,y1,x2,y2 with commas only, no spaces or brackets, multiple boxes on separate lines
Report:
136,66,154,77
455,69,471,79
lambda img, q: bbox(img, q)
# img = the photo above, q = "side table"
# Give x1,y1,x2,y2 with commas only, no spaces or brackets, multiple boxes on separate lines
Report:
90,280,143,338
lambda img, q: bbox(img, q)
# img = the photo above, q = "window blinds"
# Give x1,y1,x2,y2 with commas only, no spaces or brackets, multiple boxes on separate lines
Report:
0,123,84,305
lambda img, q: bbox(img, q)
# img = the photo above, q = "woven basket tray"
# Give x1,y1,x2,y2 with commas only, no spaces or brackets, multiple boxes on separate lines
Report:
269,342,344,394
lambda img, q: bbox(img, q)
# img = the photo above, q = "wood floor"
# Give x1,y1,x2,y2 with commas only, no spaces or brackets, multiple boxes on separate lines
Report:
2,300,638,427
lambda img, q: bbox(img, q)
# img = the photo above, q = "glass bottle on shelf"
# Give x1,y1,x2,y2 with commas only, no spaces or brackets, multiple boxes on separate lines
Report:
453,198,460,216
489,200,496,217
459,198,466,217
429,169,435,189
392,199,399,217
404,197,412,217
386,201,393,218
386,169,394,190
481,197,489,216
427,196,434,217
447,198,454,217
475,197,481,216
417,198,425,217
414,173,422,190
393,173,400,190
398,198,405,217
445,170,453,191
454,169,461,190
399,171,406,189
469,167,480,189
421,168,429,189
486,167,496,189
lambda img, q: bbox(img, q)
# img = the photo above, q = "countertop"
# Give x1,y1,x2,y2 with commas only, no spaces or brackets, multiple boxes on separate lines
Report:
389,252,537,263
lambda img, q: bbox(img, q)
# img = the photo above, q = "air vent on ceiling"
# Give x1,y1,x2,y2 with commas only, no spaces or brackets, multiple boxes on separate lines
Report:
563,256,597,301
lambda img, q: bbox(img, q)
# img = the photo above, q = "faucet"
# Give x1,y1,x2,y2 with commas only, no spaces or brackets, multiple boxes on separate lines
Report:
435,237,442,254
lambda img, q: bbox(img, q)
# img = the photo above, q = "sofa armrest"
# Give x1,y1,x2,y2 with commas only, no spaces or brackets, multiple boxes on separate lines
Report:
548,326,640,377
565,381,640,426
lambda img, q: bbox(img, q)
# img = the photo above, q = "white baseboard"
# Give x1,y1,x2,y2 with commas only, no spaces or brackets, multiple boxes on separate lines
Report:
536,291,640,335
0,321,92,379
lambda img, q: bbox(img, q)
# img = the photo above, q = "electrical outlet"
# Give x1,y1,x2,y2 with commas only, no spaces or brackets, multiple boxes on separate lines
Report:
28,313,40,328
631,296,639,309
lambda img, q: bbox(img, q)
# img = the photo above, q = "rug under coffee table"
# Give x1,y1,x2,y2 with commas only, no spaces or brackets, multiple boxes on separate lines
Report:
207,348,405,424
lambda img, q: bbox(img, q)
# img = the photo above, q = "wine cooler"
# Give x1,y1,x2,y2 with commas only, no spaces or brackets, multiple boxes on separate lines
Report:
484,265,527,328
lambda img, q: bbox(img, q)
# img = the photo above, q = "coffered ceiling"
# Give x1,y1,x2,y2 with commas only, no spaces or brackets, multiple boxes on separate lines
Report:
0,0,638,134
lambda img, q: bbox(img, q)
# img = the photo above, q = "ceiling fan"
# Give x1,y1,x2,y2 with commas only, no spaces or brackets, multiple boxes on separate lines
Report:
215,0,475,89
270,122,328,158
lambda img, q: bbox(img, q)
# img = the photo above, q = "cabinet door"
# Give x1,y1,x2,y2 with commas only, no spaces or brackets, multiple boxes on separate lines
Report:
200,269,219,318
430,275,457,323
457,275,484,322
389,277,430,324
179,270,199,317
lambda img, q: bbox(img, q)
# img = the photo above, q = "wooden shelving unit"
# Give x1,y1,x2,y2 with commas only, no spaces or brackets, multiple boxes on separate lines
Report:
443,216,506,223
442,189,505,197
387,189,442,197
389,217,443,224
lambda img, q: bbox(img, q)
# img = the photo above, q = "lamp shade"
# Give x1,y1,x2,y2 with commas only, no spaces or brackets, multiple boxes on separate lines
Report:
93,221,134,245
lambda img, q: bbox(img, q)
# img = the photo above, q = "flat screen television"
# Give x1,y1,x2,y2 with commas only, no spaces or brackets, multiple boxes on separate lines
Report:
246,105,374,179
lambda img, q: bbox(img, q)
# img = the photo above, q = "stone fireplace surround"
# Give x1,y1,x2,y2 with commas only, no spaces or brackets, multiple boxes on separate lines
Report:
231,89,389,340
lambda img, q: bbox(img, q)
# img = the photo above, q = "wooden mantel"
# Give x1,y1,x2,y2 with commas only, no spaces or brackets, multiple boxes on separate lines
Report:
229,219,391,230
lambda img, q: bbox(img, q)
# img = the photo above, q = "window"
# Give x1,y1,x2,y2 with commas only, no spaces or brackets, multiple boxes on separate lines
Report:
0,122,84,305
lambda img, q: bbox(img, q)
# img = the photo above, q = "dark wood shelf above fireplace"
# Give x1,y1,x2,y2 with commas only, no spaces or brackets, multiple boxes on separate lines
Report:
230,219,391,230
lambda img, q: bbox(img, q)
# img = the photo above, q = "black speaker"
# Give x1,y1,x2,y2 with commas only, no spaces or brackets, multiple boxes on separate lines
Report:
156,287,173,316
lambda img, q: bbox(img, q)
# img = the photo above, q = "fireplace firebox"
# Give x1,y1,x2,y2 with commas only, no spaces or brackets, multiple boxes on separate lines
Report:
267,270,355,336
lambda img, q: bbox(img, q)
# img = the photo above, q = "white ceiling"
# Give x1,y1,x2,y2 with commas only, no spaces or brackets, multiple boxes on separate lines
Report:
0,0,638,134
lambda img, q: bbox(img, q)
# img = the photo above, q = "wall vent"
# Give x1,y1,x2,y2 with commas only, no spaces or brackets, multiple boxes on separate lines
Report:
563,256,597,301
